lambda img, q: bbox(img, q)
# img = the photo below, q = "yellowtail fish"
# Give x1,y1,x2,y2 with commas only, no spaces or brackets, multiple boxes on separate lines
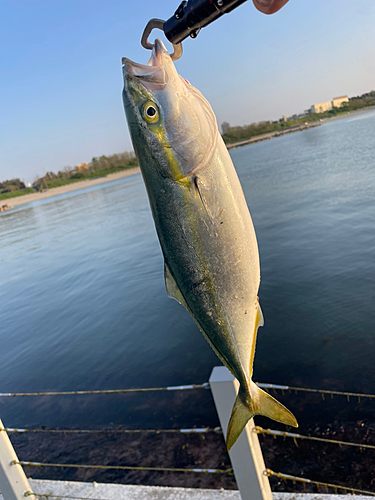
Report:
122,39,297,449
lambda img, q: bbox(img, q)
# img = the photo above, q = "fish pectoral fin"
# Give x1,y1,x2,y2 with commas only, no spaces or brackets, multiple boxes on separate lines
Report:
226,381,298,450
193,175,221,221
164,263,188,309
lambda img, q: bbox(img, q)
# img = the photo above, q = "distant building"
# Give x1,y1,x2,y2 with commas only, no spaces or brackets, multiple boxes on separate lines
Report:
332,95,349,108
221,122,230,134
310,101,332,114
279,112,306,122
76,162,89,172
310,95,349,114
25,182,32,188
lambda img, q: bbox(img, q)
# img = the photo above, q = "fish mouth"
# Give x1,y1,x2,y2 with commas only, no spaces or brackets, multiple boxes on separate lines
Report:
122,39,169,87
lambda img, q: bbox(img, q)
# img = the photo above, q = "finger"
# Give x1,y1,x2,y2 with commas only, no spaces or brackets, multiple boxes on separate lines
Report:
252,0,289,15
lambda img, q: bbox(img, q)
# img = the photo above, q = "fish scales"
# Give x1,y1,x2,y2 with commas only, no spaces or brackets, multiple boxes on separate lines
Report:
122,39,297,449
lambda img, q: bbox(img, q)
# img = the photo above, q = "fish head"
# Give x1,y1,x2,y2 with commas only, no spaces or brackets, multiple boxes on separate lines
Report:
122,39,218,181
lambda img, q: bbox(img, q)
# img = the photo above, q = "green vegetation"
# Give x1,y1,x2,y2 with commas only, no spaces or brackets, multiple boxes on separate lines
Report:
344,90,375,111
222,115,315,144
0,178,35,202
0,151,138,201
0,188,35,202
34,152,138,191
222,90,375,145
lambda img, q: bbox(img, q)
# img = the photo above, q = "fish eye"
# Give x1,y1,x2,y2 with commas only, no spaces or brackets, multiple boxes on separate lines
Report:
142,101,159,124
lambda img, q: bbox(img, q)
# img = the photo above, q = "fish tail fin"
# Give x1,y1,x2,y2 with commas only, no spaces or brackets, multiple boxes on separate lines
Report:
226,381,298,450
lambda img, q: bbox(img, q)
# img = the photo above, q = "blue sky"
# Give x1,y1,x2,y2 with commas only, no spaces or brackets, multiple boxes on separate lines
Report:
1,0,375,183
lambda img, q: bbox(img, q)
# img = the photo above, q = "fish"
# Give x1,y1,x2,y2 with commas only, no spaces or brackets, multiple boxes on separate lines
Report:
122,39,297,449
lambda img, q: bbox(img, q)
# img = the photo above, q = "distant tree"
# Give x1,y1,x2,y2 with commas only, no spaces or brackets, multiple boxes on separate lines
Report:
0,178,26,194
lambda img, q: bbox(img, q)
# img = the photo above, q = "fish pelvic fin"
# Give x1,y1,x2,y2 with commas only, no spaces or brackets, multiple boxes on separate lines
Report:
164,262,188,309
226,381,298,450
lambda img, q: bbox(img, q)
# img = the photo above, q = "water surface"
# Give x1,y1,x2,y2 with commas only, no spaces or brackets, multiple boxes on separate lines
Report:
1,112,375,429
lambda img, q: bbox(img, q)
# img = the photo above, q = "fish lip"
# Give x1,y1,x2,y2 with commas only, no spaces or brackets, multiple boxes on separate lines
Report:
122,58,153,86
122,39,169,82
122,58,151,76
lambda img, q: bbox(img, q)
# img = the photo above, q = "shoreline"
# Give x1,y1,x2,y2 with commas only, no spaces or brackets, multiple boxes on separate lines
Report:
4,167,141,208
5,105,375,209
226,121,321,150
226,105,375,150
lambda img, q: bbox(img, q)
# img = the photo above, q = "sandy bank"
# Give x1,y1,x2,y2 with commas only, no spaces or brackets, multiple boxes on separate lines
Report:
6,167,141,208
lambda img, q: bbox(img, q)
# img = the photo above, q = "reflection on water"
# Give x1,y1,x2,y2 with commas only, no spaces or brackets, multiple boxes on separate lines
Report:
0,112,375,429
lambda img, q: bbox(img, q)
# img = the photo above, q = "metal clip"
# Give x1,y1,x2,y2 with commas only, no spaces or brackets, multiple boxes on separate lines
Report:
141,18,183,61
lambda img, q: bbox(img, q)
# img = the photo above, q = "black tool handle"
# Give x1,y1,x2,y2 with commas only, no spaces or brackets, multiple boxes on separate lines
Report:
164,0,248,44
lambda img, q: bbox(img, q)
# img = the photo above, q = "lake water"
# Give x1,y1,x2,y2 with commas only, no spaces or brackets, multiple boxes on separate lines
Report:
1,111,375,431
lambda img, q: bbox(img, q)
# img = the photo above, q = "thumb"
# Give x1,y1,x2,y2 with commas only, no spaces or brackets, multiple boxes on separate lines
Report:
252,0,289,15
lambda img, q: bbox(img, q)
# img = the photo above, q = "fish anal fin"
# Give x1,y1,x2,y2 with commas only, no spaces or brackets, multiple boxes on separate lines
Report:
257,300,264,328
164,263,188,309
249,300,264,379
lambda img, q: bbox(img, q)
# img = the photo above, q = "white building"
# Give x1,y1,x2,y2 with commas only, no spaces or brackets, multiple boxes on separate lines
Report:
310,101,333,113
221,122,230,134
310,95,349,114
332,95,349,107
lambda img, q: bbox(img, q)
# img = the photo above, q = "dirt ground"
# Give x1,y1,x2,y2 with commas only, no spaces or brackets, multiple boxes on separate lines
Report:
9,390,375,494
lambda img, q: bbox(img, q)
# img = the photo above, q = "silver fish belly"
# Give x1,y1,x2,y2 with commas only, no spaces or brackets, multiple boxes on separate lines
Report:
122,39,297,449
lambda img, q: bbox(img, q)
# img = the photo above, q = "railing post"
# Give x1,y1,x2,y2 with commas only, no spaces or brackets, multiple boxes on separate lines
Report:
0,419,35,500
209,366,272,500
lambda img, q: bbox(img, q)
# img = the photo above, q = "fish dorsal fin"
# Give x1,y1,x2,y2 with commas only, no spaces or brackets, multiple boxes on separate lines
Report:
164,263,188,309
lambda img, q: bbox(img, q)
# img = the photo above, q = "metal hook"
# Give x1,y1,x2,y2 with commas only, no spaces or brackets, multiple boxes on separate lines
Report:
141,18,183,61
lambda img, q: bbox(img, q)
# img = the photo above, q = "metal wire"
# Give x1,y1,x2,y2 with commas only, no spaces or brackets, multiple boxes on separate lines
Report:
254,426,375,451
15,461,233,475
1,426,221,435
265,469,375,496
258,382,375,402
1,381,374,400
0,383,209,398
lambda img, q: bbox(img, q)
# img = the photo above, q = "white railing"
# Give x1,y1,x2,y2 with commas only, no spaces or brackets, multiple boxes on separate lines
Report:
0,419,35,500
209,366,272,500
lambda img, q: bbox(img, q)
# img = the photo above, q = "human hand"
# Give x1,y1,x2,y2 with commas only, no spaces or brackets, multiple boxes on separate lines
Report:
252,0,289,15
